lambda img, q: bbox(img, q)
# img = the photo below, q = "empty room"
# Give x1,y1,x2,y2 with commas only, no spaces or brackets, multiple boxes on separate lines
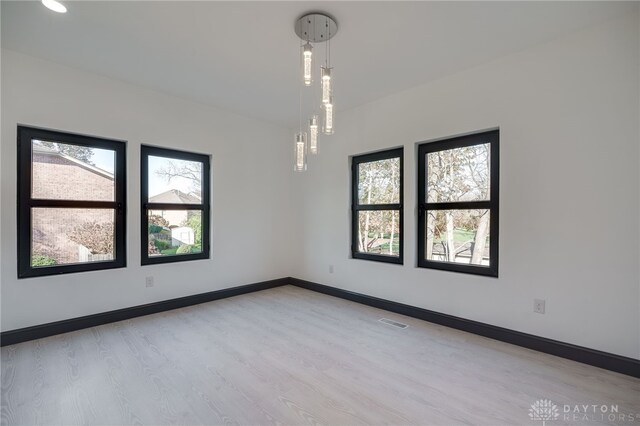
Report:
1,1,639,425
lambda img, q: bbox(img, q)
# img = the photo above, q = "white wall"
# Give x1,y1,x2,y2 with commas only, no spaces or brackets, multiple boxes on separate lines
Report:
292,13,640,359
1,49,293,331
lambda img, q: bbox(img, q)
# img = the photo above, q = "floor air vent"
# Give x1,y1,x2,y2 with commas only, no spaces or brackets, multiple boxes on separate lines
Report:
378,318,408,329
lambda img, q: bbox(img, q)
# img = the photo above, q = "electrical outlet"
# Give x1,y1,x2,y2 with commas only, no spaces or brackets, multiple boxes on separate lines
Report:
534,299,545,314
145,276,154,288
329,265,334,274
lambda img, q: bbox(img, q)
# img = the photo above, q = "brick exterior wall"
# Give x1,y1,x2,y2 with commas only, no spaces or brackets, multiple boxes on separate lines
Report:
31,153,115,265
32,153,114,200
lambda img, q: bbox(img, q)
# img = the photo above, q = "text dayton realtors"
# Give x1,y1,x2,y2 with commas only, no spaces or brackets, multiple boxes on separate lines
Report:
563,405,637,423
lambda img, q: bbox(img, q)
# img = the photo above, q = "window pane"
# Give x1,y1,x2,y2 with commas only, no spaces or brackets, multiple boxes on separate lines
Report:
358,158,400,205
427,143,490,203
31,208,115,267
148,210,203,257
31,140,115,201
148,155,203,203
356,210,400,257
425,209,490,266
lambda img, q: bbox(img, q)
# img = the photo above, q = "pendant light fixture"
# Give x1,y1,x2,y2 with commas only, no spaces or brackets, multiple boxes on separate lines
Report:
321,66,332,105
309,115,319,154
294,60,308,172
323,96,334,135
294,12,337,170
293,132,307,172
302,42,313,86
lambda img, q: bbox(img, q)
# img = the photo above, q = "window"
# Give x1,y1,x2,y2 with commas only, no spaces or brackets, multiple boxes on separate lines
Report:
17,126,126,278
351,148,403,264
417,130,499,276
141,145,210,265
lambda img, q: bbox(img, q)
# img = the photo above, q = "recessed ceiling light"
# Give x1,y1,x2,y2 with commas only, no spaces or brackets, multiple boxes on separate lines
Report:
41,0,67,13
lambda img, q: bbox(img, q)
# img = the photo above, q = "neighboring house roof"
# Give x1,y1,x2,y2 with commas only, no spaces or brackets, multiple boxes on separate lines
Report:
149,189,201,204
32,142,114,179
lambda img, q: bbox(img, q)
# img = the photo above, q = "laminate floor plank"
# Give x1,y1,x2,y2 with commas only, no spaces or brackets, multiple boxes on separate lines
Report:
1,285,638,425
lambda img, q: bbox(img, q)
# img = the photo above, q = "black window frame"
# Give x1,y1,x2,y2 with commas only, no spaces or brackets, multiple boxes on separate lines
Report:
141,145,210,265
351,147,404,265
17,125,127,278
417,130,499,277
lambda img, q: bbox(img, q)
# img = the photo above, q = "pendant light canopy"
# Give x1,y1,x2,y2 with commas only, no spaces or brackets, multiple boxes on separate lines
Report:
293,12,338,171
294,13,338,44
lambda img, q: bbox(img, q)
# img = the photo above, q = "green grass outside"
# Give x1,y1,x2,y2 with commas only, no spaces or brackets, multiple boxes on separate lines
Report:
432,229,490,247
160,244,203,256
364,228,488,252
374,241,400,253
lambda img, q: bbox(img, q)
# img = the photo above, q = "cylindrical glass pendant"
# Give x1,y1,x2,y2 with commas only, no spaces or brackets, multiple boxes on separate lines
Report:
308,115,319,154
322,98,334,135
303,43,313,86
294,132,307,172
321,66,332,104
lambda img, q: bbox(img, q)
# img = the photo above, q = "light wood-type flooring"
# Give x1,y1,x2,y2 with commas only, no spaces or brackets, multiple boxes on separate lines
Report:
2,285,639,425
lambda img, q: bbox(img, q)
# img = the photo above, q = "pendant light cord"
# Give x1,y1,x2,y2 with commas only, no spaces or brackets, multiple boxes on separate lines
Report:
299,36,305,134
328,17,331,68
325,17,328,68
299,47,302,133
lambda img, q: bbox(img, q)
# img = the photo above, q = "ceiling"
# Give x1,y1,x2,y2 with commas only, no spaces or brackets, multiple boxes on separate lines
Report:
1,1,633,127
